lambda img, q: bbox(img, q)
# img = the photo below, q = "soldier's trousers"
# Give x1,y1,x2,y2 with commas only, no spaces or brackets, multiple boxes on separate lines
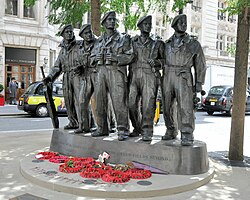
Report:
162,70,195,135
78,72,96,131
129,69,158,136
63,72,80,127
94,66,129,134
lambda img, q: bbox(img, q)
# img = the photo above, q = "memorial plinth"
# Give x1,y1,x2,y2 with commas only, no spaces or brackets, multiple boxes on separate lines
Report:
50,129,209,175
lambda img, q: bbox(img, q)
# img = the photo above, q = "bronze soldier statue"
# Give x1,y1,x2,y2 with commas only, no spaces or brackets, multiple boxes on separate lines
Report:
74,24,97,134
129,15,164,141
91,11,134,141
161,14,206,145
43,24,81,130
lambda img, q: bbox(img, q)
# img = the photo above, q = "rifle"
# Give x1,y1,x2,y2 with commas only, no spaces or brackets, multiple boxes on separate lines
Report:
40,66,59,128
149,39,161,77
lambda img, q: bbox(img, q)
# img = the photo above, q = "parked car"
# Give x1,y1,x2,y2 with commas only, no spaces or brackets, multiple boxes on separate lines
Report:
18,81,66,117
202,85,250,116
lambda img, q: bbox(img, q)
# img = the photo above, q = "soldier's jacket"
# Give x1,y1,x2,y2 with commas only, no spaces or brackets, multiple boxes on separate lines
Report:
129,35,164,77
48,36,81,81
164,33,206,85
78,37,97,75
90,30,134,75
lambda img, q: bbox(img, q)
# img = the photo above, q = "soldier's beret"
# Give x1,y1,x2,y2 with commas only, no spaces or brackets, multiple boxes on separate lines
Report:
79,24,91,36
137,15,152,27
101,11,116,25
171,14,187,28
59,24,73,36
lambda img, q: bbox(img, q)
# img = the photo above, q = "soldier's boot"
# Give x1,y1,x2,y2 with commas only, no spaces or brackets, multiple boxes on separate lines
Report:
142,130,153,142
129,128,143,137
74,128,83,134
90,115,97,132
181,132,194,146
118,130,129,141
91,129,109,137
162,129,178,140
64,122,78,130
109,126,117,133
74,128,91,134
91,119,109,137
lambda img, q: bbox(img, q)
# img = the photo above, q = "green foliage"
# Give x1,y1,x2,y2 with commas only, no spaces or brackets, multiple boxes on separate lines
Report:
101,0,152,31
150,0,193,25
24,0,36,7
226,43,237,55
24,0,193,30
25,0,90,28
171,0,192,12
0,84,4,93
48,0,90,28
224,0,250,15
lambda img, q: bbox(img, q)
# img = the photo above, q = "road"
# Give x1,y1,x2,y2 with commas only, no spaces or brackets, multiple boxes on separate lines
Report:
0,114,68,133
1,111,250,156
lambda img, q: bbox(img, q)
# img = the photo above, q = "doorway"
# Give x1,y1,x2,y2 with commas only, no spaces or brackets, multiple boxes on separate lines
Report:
5,65,36,102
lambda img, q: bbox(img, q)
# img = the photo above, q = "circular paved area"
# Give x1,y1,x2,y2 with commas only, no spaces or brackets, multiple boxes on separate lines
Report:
20,152,215,199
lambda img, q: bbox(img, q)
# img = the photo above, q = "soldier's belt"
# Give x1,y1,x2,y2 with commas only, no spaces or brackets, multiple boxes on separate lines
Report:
101,64,118,69
61,67,75,73
133,66,152,70
163,65,191,75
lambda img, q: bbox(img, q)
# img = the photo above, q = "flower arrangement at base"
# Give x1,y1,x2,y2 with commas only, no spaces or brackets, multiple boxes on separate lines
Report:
80,167,104,179
125,168,152,179
59,159,83,173
34,151,152,183
49,155,69,163
101,171,130,183
35,151,58,160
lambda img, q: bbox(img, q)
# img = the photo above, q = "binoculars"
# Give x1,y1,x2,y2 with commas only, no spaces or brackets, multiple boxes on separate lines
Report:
97,47,112,65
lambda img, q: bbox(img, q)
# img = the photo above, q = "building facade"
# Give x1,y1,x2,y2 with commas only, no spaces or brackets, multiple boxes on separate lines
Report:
150,0,250,92
1,0,249,103
0,0,60,102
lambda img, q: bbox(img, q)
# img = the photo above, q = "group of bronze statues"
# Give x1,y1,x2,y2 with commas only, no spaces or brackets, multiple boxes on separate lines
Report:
43,11,206,146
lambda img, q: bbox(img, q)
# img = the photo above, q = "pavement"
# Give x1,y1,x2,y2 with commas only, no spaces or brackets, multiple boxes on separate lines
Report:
0,104,28,116
1,104,250,200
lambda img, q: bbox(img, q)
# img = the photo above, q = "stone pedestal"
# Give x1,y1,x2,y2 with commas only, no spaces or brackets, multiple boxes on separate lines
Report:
50,129,209,175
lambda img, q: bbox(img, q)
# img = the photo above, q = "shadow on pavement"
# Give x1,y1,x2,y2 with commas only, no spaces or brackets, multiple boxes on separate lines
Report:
208,151,250,168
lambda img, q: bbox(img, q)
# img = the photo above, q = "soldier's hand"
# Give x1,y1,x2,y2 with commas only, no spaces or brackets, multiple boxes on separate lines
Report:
74,66,83,76
42,76,52,85
148,59,160,67
195,82,202,92
96,53,103,62
106,53,117,62
81,53,89,65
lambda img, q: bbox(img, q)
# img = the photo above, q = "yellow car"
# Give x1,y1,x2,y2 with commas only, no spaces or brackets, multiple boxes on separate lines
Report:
18,81,66,117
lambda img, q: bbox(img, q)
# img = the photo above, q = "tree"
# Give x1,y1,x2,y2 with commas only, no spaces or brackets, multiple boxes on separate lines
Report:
25,0,151,35
91,0,101,36
24,0,191,35
224,0,250,161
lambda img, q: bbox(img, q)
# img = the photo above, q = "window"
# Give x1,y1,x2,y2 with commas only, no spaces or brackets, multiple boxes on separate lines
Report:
53,82,63,96
227,37,235,49
5,65,35,90
192,0,202,12
5,0,18,16
156,20,160,26
228,15,236,23
226,36,236,56
218,1,226,21
24,5,35,18
190,26,200,38
37,85,44,95
216,34,224,51
217,34,228,56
